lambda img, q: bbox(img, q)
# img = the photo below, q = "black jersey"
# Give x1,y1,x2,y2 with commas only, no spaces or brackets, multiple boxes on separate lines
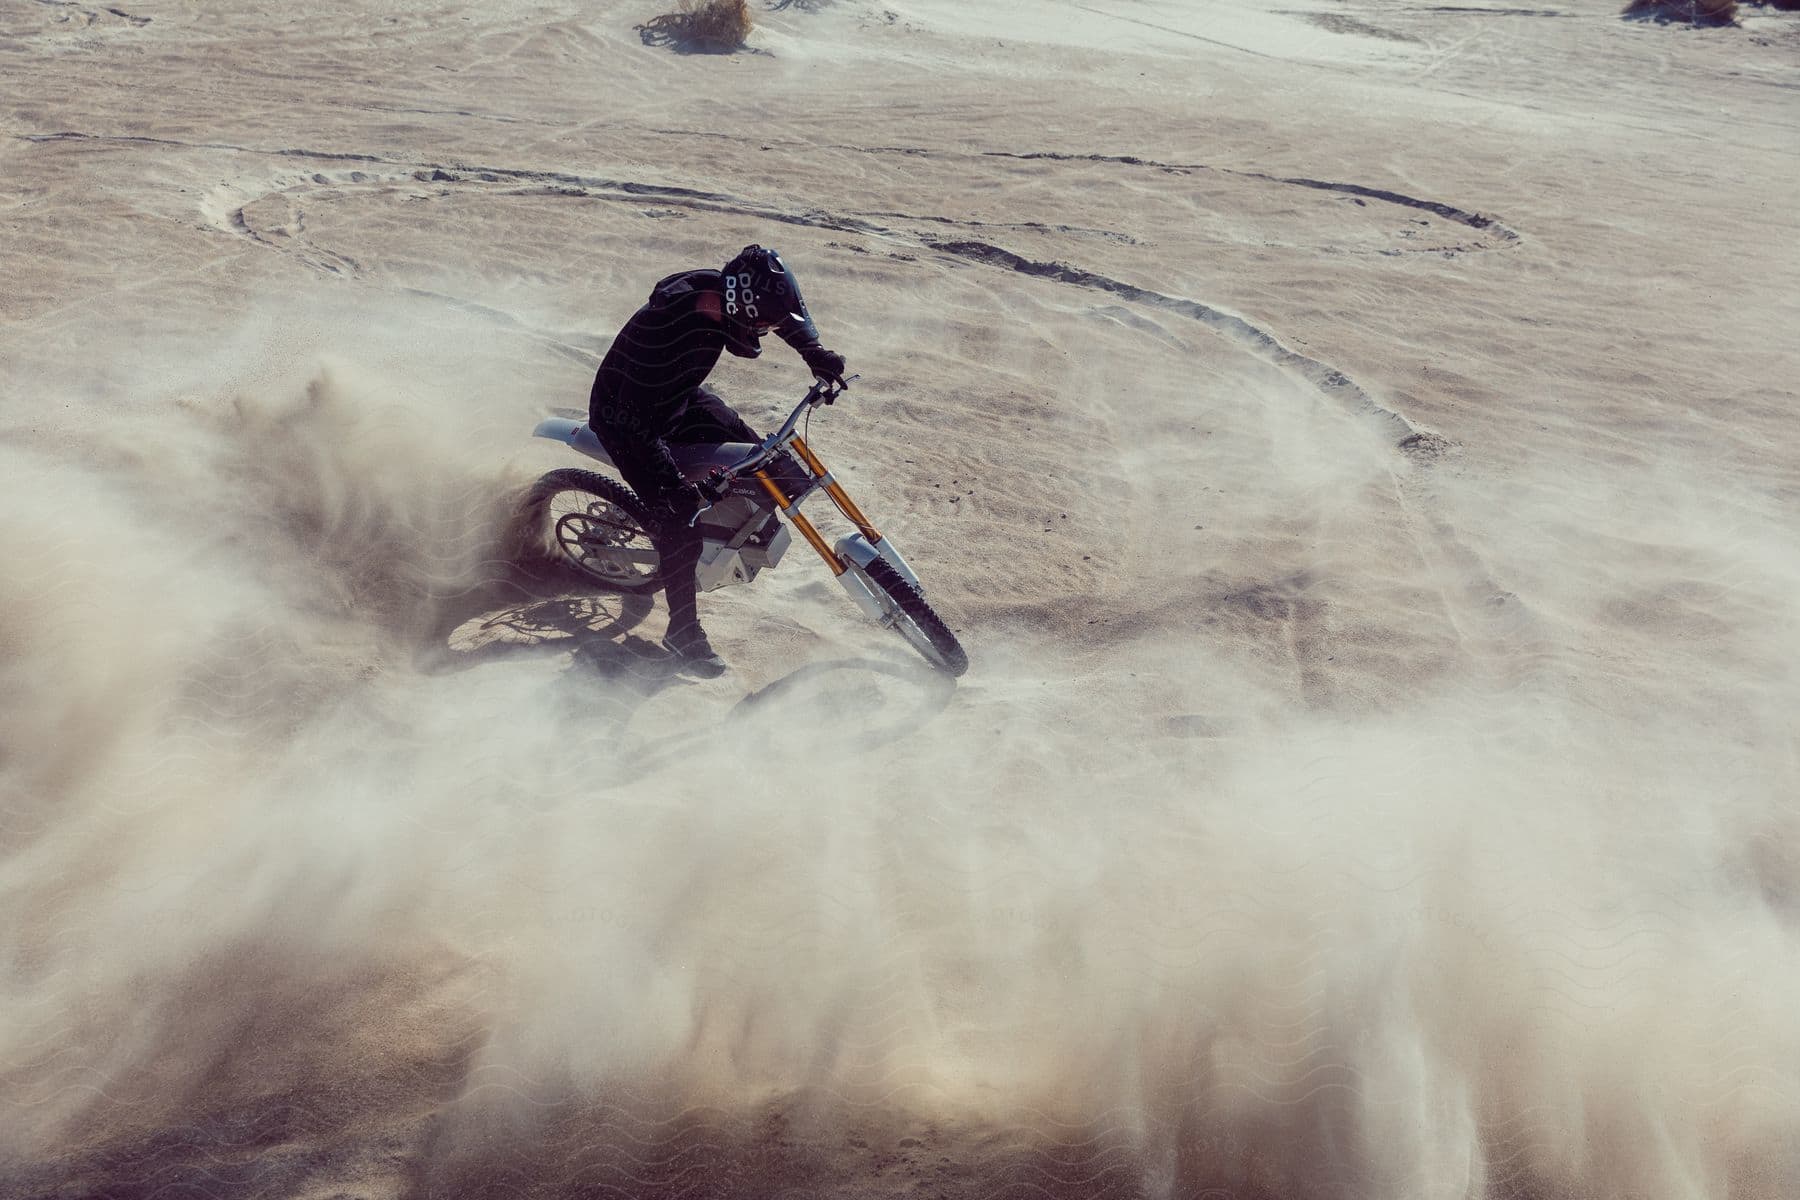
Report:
586,267,825,522
589,269,819,438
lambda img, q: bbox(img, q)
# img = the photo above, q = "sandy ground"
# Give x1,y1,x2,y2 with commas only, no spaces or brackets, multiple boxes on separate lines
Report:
3,0,1800,1196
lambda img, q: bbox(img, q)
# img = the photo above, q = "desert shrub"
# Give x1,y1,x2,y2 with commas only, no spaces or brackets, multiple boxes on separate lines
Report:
1622,0,1738,22
638,0,753,51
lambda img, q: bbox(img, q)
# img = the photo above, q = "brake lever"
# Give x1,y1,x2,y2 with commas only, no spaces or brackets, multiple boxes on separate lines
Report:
689,469,731,526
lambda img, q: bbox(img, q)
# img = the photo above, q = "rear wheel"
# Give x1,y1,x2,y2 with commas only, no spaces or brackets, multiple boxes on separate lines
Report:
524,469,662,594
857,557,968,677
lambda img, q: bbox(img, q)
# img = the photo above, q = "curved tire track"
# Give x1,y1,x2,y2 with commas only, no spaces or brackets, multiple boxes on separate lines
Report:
19,129,1425,443
987,149,1520,247
921,238,1420,443
639,128,1523,249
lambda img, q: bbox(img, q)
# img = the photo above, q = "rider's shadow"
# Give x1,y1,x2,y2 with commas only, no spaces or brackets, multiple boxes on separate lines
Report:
419,567,684,698
415,567,960,773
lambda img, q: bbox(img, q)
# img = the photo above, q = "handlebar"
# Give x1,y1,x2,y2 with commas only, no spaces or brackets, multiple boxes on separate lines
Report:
729,372,855,473
687,374,857,525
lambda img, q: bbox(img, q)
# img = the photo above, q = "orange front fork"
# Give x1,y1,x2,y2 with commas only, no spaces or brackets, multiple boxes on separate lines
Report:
754,470,843,575
752,434,883,576
790,436,882,545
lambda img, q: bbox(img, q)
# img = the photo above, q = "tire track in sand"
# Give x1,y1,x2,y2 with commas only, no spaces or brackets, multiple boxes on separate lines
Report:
21,130,1527,659
17,134,1455,472
14,128,1458,449
640,127,1524,252
918,237,1424,447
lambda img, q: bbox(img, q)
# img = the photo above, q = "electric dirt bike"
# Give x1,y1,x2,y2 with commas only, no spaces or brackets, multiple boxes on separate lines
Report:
524,375,968,677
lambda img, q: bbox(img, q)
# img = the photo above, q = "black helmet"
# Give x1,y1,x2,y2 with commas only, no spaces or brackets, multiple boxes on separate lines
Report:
720,244,817,357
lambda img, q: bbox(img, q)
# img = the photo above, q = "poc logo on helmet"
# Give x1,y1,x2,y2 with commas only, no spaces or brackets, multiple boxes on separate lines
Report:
724,271,759,320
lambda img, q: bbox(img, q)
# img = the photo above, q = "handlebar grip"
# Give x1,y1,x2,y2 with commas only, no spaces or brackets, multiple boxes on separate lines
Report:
820,373,857,404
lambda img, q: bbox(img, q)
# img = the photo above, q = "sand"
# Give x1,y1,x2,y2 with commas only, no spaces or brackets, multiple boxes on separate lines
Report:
3,0,1799,1196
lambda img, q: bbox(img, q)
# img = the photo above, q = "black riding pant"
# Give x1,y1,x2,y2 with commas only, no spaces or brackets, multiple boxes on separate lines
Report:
589,387,761,636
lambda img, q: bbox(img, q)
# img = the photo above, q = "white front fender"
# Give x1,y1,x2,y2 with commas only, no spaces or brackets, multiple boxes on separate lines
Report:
835,566,889,622
834,532,923,592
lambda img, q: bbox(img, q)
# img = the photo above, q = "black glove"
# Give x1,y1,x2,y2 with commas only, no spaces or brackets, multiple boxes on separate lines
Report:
801,344,846,382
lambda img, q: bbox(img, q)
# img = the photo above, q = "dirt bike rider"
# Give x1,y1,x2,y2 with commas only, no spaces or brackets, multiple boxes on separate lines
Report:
588,244,847,675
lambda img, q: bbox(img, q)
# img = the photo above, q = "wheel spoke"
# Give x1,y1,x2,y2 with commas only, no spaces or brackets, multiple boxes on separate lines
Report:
544,484,659,587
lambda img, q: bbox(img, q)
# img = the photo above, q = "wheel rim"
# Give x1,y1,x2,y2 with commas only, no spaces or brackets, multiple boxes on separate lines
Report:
854,563,957,672
894,609,956,671
891,611,943,665
547,490,658,585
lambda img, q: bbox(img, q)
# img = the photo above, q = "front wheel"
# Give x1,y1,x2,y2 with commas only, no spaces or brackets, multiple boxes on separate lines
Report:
857,557,968,677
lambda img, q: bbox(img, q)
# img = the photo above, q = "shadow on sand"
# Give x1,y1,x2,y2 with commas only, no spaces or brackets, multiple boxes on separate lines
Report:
419,563,680,691
415,562,958,763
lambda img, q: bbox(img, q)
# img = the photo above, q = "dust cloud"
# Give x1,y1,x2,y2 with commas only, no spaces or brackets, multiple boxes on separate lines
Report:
4,0,1798,1187
3,295,1797,1198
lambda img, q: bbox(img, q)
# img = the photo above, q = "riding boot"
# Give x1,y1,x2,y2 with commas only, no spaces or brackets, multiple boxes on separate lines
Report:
657,526,726,676
662,620,726,676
